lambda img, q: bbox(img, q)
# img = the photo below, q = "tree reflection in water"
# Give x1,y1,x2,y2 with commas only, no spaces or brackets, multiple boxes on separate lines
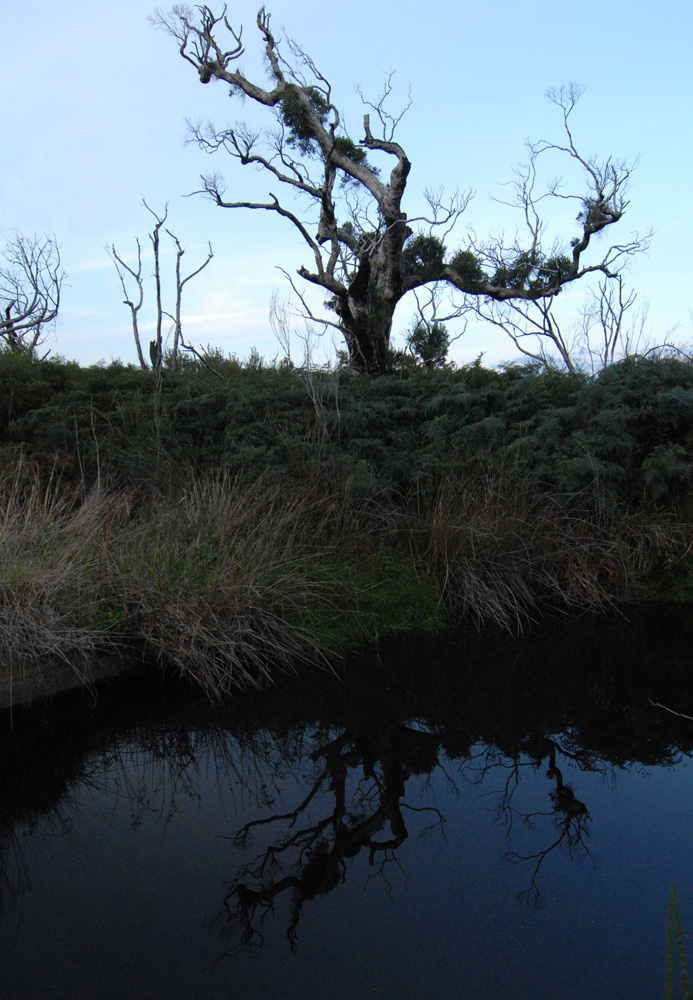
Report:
218,723,446,951
212,723,607,952
462,736,596,906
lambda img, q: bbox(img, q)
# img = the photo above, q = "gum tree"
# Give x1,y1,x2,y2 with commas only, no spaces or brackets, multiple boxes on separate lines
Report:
154,6,644,373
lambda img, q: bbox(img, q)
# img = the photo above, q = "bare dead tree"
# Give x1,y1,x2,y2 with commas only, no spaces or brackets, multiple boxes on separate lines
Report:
0,233,63,357
152,9,645,373
577,274,647,372
107,238,147,369
108,200,215,373
469,294,581,373
163,230,214,371
480,272,675,374
144,200,168,380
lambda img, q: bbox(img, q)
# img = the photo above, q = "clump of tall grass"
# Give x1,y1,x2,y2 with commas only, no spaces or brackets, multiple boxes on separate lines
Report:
0,468,394,703
0,471,129,700
414,464,689,631
110,472,351,699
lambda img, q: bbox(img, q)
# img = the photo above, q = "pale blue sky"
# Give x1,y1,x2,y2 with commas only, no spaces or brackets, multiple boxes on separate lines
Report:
2,0,691,366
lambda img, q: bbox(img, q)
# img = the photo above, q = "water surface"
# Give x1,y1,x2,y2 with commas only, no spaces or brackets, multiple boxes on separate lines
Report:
1,608,692,999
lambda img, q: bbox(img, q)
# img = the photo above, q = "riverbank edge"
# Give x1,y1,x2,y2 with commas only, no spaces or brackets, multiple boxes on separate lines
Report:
3,599,691,715
2,461,691,712
0,653,143,713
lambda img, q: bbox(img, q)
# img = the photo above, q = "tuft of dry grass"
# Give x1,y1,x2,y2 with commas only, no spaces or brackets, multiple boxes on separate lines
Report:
111,472,344,699
415,465,689,632
0,471,131,702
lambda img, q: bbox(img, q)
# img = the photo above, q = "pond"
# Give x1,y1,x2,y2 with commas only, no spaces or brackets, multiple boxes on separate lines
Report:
1,607,693,1000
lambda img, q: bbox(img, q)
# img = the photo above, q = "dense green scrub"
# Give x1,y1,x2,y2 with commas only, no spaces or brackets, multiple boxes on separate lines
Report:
1,351,692,505
0,350,691,699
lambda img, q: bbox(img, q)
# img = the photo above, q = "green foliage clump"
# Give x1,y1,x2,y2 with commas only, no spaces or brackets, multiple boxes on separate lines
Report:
448,248,486,286
642,444,691,503
407,321,450,370
402,234,446,281
332,136,379,180
278,85,329,154
492,249,538,290
277,87,378,179
1,348,692,512
533,253,573,288
490,250,573,292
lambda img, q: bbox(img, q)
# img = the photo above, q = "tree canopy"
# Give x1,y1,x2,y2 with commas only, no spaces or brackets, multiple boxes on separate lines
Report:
154,5,645,372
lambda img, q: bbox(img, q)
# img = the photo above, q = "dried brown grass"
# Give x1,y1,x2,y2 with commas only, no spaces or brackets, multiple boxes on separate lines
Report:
0,472,130,701
107,472,347,698
417,465,687,631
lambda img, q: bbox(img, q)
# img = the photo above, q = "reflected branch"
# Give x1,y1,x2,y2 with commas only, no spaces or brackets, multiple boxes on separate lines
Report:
505,739,593,907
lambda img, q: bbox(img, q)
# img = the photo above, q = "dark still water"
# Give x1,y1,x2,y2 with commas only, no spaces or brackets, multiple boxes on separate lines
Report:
2,607,693,1000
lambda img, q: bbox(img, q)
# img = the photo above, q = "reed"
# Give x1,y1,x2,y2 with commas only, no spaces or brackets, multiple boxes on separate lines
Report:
666,885,692,1000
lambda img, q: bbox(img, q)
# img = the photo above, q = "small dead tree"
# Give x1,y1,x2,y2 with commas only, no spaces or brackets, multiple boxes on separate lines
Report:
153,8,646,373
163,230,213,371
0,233,64,357
470,293,581,373
577,274,649,372
108,200,214,372
107,237,147,368
148,201,167,379
478,274,663,374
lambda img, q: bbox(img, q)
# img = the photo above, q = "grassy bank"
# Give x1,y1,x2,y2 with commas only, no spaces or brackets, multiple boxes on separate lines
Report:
1,349,691,703
0,461,689,703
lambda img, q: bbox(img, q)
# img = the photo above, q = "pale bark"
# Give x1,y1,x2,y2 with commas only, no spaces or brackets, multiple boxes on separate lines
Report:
110,203,214,373
107,239,147,369
164,231,214,371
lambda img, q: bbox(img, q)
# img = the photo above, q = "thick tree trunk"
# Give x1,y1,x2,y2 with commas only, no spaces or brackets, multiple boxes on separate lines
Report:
337,280,397,374
336,220,408,373
342,316,392,373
